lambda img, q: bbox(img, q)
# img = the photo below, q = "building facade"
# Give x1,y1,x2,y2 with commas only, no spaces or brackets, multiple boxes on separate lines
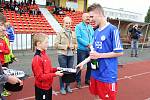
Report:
103,7,143,22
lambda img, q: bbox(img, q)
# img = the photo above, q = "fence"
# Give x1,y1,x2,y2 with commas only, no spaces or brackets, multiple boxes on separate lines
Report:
12,33,56,50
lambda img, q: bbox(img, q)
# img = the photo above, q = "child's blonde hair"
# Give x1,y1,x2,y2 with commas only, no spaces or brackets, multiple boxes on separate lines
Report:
33,33,48,48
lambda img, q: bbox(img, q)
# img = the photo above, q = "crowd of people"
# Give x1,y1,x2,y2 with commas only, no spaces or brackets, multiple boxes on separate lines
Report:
53,6,76,15
1,0,41,16
1,2,144,100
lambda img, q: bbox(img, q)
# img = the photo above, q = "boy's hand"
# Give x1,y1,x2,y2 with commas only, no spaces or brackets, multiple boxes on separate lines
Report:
56,67,62,71
55,71,63,76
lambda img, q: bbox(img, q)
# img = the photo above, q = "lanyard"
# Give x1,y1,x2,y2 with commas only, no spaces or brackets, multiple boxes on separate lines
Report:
85,25,91,44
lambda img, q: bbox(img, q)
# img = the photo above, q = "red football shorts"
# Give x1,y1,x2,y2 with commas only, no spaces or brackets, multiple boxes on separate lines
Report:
89,77,117,100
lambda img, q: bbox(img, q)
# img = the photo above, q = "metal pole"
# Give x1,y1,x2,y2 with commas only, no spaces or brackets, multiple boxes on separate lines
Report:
141,24,150,50
117,19,120,30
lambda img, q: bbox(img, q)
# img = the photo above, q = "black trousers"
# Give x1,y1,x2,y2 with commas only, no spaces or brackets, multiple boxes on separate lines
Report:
35,86,52,100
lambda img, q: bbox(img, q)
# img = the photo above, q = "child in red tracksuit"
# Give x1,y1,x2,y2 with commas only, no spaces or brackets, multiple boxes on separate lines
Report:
0,36,10,65
0,16,10,66
32,33,63,100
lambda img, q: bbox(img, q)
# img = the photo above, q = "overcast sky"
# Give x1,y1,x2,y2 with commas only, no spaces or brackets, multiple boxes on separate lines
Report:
88,0,150,21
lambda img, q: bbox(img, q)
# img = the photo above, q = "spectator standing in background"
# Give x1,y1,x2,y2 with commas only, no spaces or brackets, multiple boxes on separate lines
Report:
128,24,142,57
5,22,15,49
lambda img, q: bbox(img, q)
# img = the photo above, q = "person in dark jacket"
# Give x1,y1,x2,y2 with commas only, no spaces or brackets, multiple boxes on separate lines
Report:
129,24,142,57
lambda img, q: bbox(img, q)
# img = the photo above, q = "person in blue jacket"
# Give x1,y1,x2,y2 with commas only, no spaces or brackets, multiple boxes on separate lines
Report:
5,22,15,49
75,13,94,88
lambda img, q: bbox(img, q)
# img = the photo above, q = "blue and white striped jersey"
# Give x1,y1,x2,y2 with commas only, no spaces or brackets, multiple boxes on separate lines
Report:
91,23,123,83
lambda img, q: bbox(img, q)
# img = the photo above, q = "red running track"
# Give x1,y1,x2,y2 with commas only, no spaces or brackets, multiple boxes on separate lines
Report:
7,60,150,100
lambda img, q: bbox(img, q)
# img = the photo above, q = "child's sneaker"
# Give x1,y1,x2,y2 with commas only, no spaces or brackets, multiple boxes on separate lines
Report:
66,86,72,93
60,88,66,95
1,89,11,97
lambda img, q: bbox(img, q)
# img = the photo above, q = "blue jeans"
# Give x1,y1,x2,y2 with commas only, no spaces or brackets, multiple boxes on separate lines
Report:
76,49,91,82
58,55,74,89
131,39,139,55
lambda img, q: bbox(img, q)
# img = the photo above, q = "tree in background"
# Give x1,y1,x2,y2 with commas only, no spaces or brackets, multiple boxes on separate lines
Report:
145,7,150,23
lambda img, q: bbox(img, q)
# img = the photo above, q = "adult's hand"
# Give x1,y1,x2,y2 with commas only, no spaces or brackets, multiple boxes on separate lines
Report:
7,76,23,86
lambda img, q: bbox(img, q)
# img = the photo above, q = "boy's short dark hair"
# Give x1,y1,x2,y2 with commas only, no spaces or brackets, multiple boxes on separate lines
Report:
87,3,104,16
0,12,6,23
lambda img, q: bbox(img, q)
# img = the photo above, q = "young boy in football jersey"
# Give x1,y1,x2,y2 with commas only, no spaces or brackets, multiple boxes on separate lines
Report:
77,4,124,100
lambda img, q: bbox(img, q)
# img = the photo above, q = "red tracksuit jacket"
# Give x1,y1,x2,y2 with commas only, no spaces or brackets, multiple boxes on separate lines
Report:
32,49,57,90
0,38,10,65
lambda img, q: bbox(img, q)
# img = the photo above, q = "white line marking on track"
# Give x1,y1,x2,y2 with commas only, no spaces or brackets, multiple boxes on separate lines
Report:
17,85,89,100
17,71,150,100
145,98,150,100
118,71,150,81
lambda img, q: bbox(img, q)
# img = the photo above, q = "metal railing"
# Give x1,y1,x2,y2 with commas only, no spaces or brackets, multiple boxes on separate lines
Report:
12,33,56,51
